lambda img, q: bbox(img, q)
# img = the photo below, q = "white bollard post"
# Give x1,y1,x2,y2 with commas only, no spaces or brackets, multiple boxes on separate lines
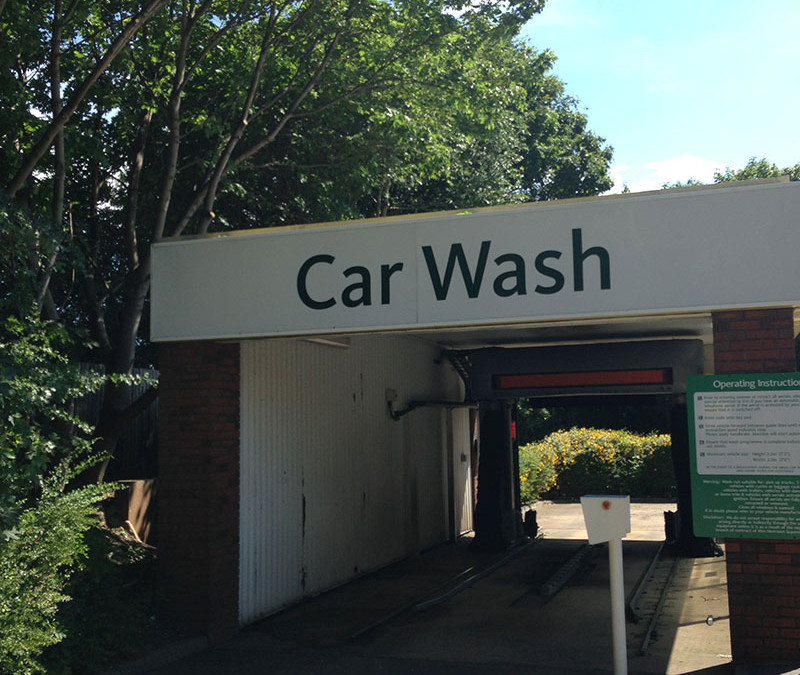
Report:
580,495,631,675
608,537,628,675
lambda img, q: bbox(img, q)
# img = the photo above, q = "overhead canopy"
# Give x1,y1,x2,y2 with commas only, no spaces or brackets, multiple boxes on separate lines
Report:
151,180,800,349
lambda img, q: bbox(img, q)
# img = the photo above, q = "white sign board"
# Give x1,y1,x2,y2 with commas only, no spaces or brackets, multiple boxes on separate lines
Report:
694,382,800,476
580,495,631,545
151,181,800,342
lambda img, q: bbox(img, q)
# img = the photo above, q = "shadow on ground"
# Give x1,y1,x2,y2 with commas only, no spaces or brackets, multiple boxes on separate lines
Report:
137,532,731,674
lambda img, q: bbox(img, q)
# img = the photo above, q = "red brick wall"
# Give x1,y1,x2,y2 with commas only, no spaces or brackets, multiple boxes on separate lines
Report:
713,308,796,375
712,308,798,663
725,539,800,661
158,341,240,645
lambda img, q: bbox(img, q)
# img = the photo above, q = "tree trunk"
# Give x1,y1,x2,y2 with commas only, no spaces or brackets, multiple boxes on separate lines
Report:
95,262,151,482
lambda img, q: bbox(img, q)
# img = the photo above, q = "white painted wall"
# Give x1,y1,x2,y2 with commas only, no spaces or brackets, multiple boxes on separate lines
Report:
239,334,466,624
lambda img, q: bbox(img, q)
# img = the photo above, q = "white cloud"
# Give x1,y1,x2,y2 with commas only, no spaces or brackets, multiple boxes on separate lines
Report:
607,153,723,194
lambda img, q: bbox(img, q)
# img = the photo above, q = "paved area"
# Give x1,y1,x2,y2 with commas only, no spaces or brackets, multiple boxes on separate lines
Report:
538,501,733,673
108,503,791,674
532,501,675,542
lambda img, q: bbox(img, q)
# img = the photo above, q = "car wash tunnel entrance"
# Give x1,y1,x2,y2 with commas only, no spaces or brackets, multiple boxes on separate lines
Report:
464,339,703,555
152,180,800,667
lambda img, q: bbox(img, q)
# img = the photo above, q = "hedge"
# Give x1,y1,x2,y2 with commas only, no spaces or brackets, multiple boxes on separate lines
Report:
519,427,675,504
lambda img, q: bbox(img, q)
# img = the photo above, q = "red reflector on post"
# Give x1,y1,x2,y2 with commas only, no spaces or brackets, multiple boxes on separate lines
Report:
494,368,672,390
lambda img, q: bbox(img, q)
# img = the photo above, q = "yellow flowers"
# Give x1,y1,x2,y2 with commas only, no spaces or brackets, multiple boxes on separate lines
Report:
518,427,673,504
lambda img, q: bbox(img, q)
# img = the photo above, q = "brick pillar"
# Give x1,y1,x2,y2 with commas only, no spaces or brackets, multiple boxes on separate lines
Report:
158,341,240,645
712,308,799,663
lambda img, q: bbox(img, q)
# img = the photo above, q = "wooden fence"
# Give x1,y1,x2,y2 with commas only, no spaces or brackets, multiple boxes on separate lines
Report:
75,366,159,480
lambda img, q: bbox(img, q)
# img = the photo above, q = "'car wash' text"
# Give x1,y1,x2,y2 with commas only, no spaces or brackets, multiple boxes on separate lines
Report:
296,228,610,310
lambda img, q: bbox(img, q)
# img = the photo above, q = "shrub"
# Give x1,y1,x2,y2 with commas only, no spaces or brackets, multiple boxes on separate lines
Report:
41,525,158,674
518,438,557,506
0,315,116,674
0,482,110,675
518,427,675,504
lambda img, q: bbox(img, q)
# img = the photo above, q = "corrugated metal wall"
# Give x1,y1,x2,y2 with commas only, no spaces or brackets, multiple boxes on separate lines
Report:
450,407,474,536
239,334,466,625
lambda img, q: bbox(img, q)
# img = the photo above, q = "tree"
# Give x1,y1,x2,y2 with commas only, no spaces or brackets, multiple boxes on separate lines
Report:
1,0,613,475
382,41,614,210
663,157,799,190
217,37,613,221
516,49,613,201
714,157,800,183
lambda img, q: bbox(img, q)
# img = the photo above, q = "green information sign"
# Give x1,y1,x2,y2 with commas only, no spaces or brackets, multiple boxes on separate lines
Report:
688,373,800,539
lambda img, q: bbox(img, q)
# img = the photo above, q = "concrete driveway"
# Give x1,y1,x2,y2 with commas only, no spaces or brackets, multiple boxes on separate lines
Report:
113,502,737,675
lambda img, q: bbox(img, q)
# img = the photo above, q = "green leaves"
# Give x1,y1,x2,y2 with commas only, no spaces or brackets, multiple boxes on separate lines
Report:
663,157,800,190
714,157,800,183
3,0,613,447
223,17,614,222
519,427,675,504
0,313,119,673
0,481,112,674
0,315,103,532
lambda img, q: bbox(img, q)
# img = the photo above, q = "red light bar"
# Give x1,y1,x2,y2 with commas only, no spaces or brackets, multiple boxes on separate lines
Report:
494,368,673,390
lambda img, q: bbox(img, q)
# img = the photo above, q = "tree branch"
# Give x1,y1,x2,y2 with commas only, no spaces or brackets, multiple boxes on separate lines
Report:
153,0,255,241
203,24,349,212
5,0,170,200
123,107,154,270
195,8,283,234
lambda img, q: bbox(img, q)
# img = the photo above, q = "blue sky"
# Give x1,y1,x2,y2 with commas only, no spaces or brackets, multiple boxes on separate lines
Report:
520,0,800,193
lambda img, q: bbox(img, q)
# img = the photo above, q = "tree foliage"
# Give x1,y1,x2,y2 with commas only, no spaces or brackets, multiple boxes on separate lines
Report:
714,157,800,183
1,0,612,468
664,156,800,190
0,316,101,529
518,427,674,505
0,482,109,675
0,315,114,674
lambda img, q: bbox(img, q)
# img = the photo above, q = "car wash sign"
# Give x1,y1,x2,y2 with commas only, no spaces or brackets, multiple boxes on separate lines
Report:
151,181,800,341
688,373,800,539
295,227,609,311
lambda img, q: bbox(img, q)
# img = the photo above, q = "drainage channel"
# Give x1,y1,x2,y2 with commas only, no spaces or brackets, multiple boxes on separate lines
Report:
538,543,597,597
625,541,681,655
